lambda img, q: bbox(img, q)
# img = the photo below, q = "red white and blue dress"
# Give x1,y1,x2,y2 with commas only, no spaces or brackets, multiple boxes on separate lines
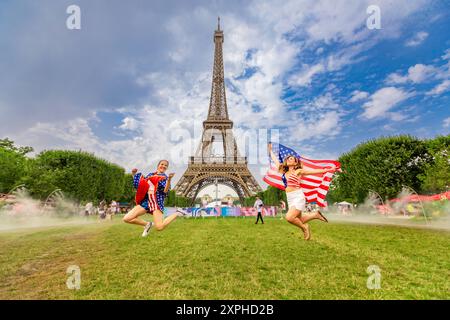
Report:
133,172,169,214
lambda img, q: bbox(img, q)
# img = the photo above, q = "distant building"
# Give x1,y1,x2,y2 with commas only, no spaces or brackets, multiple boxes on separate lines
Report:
201,194,213,203
222,194,239,206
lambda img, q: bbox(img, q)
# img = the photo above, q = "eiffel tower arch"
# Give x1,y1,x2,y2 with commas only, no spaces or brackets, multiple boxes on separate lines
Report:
174,18,262,203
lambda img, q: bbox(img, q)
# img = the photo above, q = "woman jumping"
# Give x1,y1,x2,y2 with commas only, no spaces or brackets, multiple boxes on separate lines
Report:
123,160,184,237
268,144,337,240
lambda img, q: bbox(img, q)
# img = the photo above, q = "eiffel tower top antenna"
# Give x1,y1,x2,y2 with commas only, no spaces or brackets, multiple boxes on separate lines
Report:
206,15,228,123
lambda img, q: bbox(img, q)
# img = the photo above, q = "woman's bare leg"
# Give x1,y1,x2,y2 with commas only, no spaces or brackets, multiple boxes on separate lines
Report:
298,211,321,224
295,206,328,224
122,205,148,227
152,209,178,231
285,208,307,230
286,208,312,240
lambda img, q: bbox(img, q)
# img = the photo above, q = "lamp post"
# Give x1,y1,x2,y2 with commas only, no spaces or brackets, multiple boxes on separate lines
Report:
215,179,219,205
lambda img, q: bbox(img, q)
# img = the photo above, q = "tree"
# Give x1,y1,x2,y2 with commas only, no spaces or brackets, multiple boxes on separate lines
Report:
327,135,429,203
165,190,177,207
419,135,450,193
119,173,135,203
0,138,33,156
24,150,129,202
164,190,191,207
0,139,32,193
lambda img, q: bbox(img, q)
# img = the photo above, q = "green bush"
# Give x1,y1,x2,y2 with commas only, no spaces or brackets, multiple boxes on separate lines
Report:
23,150,133,203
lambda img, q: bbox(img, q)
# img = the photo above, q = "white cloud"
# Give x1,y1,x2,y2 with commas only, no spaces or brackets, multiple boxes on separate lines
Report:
361,87,412,120
444,117,450,128
407,64,436,83
388,112,408,122
290,111,342,142
18,113,202,181
349,90,369,103
27,119,98,149
119,117,139,131
290,63,325,87
442,49,450,61
405,31,429,47
289,41,370,88
285,94,344,142
427,79,450,96
387,64,436,84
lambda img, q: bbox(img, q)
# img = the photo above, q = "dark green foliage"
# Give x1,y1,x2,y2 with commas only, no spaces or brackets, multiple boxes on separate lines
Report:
165,190,191,207
23,150,132,203
418,135,450,193
0,139,32,193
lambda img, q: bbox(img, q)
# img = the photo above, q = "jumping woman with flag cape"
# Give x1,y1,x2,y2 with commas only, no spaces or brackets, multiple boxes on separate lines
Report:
267,143,339,240
123,160,185,237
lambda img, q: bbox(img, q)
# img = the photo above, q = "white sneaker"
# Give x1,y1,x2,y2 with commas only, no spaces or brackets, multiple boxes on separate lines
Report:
176,208,188,217
142,222,153,237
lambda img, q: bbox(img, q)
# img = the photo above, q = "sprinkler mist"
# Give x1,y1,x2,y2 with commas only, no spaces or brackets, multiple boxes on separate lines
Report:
368,190,385,208
326,187,448,230
0,187,96,231
44,189,63,210
7,184,26,195
401,185,429,224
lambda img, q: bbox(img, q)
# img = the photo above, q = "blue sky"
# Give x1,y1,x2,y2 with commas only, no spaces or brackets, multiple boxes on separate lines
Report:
0,0,449,194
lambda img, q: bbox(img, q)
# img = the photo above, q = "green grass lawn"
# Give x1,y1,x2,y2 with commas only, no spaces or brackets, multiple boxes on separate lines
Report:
0,216,449,299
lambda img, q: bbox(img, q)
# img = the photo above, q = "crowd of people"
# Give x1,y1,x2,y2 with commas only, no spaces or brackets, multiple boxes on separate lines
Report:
84,200,129,220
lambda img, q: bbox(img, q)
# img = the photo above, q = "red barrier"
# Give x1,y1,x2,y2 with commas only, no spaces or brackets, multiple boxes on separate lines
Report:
390,191,450,203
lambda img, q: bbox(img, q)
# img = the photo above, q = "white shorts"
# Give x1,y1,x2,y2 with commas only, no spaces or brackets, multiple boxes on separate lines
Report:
286,189,306,211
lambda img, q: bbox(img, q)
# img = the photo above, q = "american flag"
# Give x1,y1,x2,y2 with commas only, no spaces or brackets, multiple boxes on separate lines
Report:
263,143,341,207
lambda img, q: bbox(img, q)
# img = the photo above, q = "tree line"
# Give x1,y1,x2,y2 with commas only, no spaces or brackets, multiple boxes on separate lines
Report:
0,138,189,206
327,135,449,204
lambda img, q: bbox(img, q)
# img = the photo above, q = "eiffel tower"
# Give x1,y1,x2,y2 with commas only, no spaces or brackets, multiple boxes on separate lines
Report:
174,18,262,202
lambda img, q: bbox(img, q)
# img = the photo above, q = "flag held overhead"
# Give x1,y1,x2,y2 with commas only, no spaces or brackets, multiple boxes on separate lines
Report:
264,142,341,207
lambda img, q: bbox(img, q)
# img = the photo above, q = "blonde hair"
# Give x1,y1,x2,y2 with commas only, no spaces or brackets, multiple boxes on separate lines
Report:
278,155,302,174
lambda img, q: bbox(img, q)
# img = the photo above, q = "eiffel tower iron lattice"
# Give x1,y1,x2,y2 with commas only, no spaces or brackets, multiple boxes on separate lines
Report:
174,18,262,203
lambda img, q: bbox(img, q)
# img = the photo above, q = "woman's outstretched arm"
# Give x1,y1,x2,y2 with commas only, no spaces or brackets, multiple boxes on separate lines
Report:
298,168,336,176
268,143,281,168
